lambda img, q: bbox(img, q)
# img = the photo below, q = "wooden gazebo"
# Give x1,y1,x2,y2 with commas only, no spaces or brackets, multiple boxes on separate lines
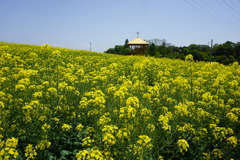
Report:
128,37,149,55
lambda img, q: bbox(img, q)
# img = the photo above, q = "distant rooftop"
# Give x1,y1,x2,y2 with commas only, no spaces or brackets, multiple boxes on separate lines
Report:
128,37,149,45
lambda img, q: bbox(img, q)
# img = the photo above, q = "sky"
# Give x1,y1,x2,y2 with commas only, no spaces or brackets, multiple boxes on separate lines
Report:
0,0,240,52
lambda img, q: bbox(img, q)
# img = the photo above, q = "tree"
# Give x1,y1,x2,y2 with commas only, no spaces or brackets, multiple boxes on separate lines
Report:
104,39,130,55
235,42,240,62
124,39,129,48
105,39,239,64
147,43,156,56
222,41,235,56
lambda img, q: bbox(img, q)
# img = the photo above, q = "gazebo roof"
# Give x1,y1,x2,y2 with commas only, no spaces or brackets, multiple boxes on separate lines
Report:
128,37,149,45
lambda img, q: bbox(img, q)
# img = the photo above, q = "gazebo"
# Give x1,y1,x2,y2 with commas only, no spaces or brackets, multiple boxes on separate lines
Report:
128,37,149,55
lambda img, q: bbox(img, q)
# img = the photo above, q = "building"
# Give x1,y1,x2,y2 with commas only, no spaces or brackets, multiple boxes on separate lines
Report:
128,37,149,55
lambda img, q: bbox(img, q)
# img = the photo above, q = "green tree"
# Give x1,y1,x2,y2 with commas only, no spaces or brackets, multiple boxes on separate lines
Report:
235,42,240,62
105,39,130,55
124,39,129,48
147,43,156,56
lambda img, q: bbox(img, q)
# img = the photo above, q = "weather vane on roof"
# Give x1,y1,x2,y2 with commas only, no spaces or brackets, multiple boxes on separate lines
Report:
136,32,140,37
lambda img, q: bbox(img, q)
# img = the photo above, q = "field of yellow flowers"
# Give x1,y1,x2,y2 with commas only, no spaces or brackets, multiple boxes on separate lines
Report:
0,42,239,159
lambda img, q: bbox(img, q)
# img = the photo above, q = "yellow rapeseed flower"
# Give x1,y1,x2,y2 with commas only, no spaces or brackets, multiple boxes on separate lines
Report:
227,136,238,147
36,140,51,150
126,96,140,108
177,139,189,154
82,137,94,147
76,124,84,131
119,106,136,119
202,152,211,160
98,113,111,125
25,144,37,160
185,54,193,61
226,112,238,122
137,135,153,150
211,149,223,159
5,137,18,148
102,133,116,146
41,123,51,132
61,123,72,131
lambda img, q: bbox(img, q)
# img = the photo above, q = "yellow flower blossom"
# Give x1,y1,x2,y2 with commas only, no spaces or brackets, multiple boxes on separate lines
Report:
52,50,61,57
107,86,117,94
185,54,193,61
209,124,234,140
36,140,51,150
177,123,196,137
76,150,89,160
15,84,26,91
126,96,140,108
98,113,111,125
226,112,238,122
61,123,72,131
147,123,155,132
158,155,164,160
52,117,60,123
128,144,144,156
177,139,189,154
211,149,223,159
38,116,47,122
116,128,129,142
158,111,173,131
25,144,37,160
76,124,84,131
41,123,50,132
102,133,116,146
140,108,153,120
87,127,95,135
33,91,43,99
102,125,118,134
119,106,136,119
174,103,189,117
202,152,211,160
5,137,18,148
47,87,57,97
0,137,19,159
137,135,153,150
76,149,105,160
82,137,94,147
227,136,238,147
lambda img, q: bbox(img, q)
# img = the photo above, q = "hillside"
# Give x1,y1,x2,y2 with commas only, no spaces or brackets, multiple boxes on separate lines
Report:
0,43,239,159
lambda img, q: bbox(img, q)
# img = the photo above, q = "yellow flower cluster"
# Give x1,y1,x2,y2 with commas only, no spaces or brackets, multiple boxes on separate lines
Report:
76,148,106,160
137,135,153,150
0,137,19,159
177,139,189,154
1,43,240,159
227,136,238,147
82,137,94,147
76,124,84,131
158,108,173,131
41,123,51,132
25,144,37,160
211,148,223,159
36,140,51,150
209,124,234,141
128,135,153,159
61,123,72,131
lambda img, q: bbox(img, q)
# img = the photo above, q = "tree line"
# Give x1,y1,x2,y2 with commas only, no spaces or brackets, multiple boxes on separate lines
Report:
105,39,240,65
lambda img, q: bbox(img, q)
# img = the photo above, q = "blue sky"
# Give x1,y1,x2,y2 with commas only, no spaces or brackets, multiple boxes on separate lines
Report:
0,0,240,52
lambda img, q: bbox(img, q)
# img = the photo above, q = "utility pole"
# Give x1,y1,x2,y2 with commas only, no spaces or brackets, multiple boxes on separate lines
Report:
210,39,213,63
90,42,92,51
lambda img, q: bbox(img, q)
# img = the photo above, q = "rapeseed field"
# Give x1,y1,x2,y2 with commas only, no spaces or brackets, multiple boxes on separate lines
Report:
0,42,239,159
